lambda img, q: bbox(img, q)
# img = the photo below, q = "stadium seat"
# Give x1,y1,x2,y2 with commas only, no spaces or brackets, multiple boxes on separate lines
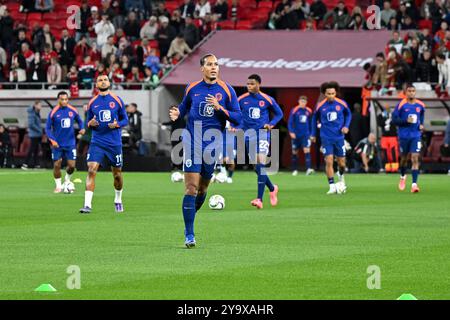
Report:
14,134,30,158
236,20,255,30
165,1,180,14
423,134,445,163
418,19,432,30
218,20,236,30
257,1,273,9
26,12,42,20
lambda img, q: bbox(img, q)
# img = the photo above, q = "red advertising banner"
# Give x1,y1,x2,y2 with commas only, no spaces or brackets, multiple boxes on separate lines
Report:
162,30,392,88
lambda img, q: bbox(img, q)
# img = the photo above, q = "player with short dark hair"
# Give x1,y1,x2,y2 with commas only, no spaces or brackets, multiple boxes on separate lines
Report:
79,75,129,213
238,74,283,209
169,53,241,248
45,91,85,193
288,95,314,176
392,84,425,193
311,81,351,194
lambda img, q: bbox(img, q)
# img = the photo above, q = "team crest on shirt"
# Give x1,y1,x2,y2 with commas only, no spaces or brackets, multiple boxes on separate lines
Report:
259,100,265,107
416,107,420,112
336,105,341,111
69,111,73,117
215,93,223,101
109,102,115,109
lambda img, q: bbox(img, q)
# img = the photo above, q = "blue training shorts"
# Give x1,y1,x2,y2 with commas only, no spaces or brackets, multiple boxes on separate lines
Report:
321,138,346,157
87,143,123,167
399,137,421,155
292,136,311,150
51,145,77,161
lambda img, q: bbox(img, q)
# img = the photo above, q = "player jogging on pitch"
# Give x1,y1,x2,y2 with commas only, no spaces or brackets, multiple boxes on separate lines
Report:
79,75,129,213
45,91,85,193
288,95,314,176
392,84,425,193
238,74,283,209
311,81,352,194
169,54,242,248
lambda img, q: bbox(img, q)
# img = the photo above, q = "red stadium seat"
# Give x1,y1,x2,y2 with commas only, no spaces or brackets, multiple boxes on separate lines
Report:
236,20,254,30
27,12,42,20
14,134,30,158
257,1,273,9
218,20,236,30
418,19,432,30
423,134,445,163
165,1,180,14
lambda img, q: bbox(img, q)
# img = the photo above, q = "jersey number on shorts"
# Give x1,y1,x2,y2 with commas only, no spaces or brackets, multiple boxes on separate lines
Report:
116,154,123,165
259,140,269,155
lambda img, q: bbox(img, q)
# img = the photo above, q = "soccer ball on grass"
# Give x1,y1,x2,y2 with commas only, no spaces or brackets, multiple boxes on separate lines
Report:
208,195,225,210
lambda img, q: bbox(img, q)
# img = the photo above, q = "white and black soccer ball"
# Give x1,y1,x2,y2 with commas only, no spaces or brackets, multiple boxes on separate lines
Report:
335,181,347,194
215,172,227,183
208,194,225,210
171,171,184,183
63,181,75,194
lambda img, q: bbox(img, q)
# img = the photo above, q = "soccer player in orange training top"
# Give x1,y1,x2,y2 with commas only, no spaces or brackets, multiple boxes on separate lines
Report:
169,54,241,248
311,82,352,194
392,84,425,193
79,75,129,213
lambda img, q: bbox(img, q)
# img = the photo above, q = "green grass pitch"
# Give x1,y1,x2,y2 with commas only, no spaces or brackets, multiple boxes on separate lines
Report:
0,169,449,300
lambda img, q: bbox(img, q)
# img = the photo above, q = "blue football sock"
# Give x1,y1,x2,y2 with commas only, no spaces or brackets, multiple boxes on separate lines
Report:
412,169,419,184
255,164,266,199
265,175,275,192
328,177,335,185
400,166,406,177
227,169,234,178
291,154,298,170
195,193,207,212
182,195,196,236
305,153,311,169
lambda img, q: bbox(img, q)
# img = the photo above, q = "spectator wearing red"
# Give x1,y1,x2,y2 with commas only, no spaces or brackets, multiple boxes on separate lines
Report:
126,65,144,89
66,65,78,84
89,42,102,64
434,21,448,44
74,35,90,66
94,63,108,79
113,28,126,44
109,62,125,89
41,43,57,72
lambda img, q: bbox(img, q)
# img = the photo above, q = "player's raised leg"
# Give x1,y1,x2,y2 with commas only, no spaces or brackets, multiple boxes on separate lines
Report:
80,161,99,213
53,158,63,193
410,152,420,192
112,166,124,212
